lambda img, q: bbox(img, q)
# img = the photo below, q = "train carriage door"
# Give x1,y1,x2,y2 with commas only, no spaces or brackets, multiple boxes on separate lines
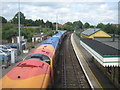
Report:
50,58,54,79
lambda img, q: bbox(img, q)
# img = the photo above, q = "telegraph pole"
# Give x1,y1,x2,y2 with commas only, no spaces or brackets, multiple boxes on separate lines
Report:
56,14,58,31
18,0,21,54
60,18,63,30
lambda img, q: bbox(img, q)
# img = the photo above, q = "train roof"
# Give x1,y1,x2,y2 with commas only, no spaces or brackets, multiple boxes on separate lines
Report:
42,37,59,49
45,37,59,43
41,30,66,49
29,45,55,58
53,31,66,38
2,60,50,88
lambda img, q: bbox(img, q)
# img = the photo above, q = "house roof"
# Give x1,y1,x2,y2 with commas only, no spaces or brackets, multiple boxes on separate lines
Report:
81,39,120,57
81,28,101,36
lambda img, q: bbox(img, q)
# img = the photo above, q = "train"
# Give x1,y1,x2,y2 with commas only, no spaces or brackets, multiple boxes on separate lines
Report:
0,30,66,89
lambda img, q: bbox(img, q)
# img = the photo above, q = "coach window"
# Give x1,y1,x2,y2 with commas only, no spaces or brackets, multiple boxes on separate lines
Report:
24,53,50,64
42,55,50,64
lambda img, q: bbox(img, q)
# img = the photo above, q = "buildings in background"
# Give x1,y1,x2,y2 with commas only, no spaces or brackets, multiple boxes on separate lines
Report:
81,28,111,39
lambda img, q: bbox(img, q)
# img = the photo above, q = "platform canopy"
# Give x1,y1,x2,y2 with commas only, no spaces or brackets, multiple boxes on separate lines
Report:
80,39,120,67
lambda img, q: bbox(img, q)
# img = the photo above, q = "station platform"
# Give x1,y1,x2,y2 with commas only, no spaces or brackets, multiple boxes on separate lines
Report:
71,33,117,89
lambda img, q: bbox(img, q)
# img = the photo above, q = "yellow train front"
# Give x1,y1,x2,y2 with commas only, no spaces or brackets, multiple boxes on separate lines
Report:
1,60,51,88
0,31,66,89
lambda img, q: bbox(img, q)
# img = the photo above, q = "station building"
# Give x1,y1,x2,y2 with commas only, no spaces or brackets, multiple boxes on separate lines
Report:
81,28,111,39
32,34,47,43
80,37,120,88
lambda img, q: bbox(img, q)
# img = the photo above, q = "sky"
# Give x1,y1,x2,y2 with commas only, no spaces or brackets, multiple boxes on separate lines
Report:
0,0,119,25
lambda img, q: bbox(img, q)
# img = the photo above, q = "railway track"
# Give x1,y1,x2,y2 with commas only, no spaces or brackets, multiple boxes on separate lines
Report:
54,33,90,88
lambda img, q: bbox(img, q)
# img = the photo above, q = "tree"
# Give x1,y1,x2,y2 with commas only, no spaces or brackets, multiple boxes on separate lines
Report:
45,20,53,28
89,25,94,28
63,25,74,31
65,22,73,26
97,23,104,28
40,19,45,27
33,19,45,26
22,27,40,42
0,16,7,23
102,23,115,34
83,22,90,28
11,12,26,25
52,22,56,30
2,24,18,41
43,27,54,36
24,19,34,26
63,21,74,30
73,20,83,29
22,28,33,42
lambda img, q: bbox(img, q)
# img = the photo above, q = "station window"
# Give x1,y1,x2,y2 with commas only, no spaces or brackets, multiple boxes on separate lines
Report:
108,67,112,74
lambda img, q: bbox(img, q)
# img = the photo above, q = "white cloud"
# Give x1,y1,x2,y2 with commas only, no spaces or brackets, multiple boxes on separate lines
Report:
58,8,70,13
1,1,118,25
1,0,119,2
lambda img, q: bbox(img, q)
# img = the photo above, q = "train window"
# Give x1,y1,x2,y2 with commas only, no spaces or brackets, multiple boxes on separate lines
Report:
24,53,50,64
44,59,50,64
31,54,44,60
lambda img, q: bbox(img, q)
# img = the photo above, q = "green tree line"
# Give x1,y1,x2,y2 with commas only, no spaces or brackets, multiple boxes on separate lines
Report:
0,12,120,42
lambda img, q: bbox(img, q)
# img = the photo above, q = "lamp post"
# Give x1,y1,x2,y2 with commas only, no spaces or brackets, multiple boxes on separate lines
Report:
18,0,21,54
56,14,58,31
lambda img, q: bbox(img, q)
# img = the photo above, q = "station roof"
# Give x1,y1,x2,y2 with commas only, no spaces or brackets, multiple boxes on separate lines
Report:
94,37,119,50
81,28,101,36
80,38,120,67
81,39,120,57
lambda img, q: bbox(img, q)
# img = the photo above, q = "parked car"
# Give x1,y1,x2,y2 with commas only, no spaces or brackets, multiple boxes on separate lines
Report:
0,54,10,68
7,44,18,50
0,49,11,56
0,55,4,64
0,45,12,52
